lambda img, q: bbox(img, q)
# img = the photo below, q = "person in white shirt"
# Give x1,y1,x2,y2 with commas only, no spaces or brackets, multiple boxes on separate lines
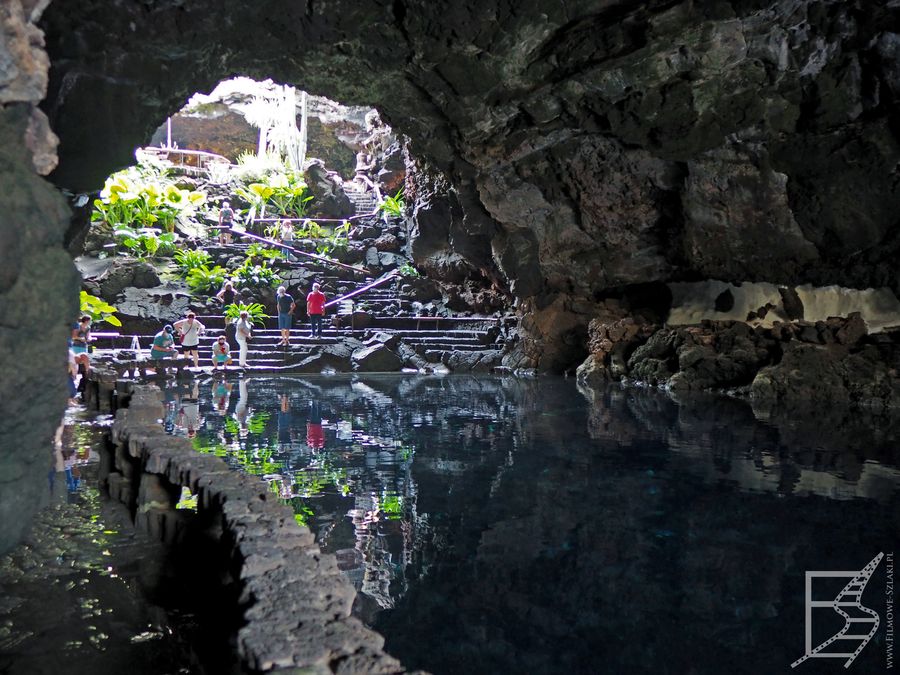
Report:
235,310,252,368
174,311,206,367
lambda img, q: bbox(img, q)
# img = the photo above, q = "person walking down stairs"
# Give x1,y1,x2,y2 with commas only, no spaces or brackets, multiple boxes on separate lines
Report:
306,283,326,339
235,311,253,368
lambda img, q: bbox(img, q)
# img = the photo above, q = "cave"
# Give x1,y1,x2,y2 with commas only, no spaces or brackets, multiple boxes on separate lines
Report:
2,0,900,672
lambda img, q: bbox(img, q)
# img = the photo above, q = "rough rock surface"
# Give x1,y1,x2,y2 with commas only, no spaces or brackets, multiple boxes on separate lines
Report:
577,314,900,410
352,343,404,372
0,0,74,556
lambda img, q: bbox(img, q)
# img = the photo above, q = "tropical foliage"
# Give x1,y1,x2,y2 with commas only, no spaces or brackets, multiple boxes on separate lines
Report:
224,302,269,326
173,248,212,275
235,259,280,288
112,225,177,258
377,188,405,218
92,164,206,233
185,264,227,292
79,290,122,327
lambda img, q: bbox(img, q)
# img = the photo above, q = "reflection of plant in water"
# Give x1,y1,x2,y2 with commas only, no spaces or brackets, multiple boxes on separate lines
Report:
378,493,403,520
175,486,198,511
289,498,314,527
399,446,414,462
247,412,270,434
224,417,240,436
192,436,228,457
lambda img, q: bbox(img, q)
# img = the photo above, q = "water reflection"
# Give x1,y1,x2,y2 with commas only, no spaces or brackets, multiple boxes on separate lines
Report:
166,375,900,674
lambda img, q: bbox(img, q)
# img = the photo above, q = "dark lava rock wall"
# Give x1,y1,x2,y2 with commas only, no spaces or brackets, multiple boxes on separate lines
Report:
36,0,900,371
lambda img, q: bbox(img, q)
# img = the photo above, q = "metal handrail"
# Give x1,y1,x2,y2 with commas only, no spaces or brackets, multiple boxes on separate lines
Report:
233,228,370,275
324,270,399,308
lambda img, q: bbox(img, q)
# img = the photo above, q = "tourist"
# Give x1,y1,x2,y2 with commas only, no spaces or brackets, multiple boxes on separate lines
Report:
276,285,295,346
218,200,234,244
306,282,326,338
70,315,92,375
150,324,177,360
67,348,78,405
235,310,253,368
212,335,232,371
215,280,240,340
174,311,205,368
279,219,294,259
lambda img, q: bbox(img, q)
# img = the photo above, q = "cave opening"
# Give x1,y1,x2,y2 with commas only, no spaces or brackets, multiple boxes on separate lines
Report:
3,1,900,673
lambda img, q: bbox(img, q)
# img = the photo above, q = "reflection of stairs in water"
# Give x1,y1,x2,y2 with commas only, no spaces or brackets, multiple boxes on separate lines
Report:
791,552,883,669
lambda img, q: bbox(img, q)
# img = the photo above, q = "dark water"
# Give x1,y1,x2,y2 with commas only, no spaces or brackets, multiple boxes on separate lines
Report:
171,374,900,675
0,409,192,675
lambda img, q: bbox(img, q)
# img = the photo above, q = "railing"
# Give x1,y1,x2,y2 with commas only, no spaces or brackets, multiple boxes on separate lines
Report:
137,147,231,174
233,228,370,275
324,270,400,309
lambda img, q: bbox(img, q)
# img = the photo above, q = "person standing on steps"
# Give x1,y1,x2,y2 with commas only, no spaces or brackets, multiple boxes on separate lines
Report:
235,310,253,368
70,315,92,377
174,311,206,368
216,280,240,342
279,219,294,260
276,285,295,347
306,282,326,339
218,200,234,245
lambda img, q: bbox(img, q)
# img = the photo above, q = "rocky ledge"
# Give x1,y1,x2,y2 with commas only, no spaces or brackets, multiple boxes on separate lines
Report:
577,313,900,411
107,385,421,674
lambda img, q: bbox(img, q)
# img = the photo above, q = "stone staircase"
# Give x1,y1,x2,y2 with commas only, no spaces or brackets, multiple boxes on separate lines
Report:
344,183,377,216
95,236,514,373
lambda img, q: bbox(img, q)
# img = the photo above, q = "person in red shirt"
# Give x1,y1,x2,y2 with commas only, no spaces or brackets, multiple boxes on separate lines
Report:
306,282,326,338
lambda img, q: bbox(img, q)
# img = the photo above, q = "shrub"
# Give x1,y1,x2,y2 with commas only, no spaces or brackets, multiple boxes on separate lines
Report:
173,248,212,276
235,260,280,288
92,164,206,232
113,225,177,258
186,264,227,292
377,189,405,218
224,302,269,326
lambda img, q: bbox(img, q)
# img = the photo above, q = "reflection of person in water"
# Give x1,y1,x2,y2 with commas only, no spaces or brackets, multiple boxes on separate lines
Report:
277,394,292,447
213,376,232,415
177,381,201,437
307,399,324,450
234,377,250,437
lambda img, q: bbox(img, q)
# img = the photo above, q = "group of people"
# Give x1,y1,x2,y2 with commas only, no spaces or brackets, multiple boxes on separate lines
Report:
147,281,327,371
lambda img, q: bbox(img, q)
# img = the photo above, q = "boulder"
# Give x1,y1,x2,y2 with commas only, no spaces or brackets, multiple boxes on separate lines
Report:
351,344,403,372
88,258,162,301
305,159,353,219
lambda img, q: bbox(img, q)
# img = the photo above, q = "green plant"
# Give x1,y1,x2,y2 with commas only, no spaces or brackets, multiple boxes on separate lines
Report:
398,262,420,277
224,302,269,326
173,248,212,275
296,220,323,239
235,260,280,288
92,165,206,232
377,189,405,218
246,242,281,262
80,290,122,327
113,225,177,258
186,264,227,292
